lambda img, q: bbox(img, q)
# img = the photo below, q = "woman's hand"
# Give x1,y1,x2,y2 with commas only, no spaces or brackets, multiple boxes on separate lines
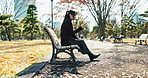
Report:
81,24,86,29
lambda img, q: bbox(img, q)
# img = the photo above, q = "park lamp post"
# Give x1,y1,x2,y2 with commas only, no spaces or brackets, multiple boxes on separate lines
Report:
51,0,53,29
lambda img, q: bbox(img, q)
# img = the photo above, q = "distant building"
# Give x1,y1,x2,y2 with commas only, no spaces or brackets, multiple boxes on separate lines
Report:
133,12,144,22
14,0,36,19
53,21,61,29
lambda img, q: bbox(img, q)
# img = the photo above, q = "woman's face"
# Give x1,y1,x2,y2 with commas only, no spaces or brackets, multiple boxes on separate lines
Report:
69,14,76,20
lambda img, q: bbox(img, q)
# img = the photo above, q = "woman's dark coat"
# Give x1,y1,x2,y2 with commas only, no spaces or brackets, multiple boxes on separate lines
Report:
61,19,82,46
61,19,90,54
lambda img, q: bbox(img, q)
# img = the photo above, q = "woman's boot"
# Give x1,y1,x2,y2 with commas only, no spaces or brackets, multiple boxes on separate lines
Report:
87,53,100,61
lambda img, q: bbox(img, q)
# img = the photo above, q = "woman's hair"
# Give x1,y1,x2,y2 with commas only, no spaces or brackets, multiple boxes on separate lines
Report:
61,10,77,28
64,10,77,20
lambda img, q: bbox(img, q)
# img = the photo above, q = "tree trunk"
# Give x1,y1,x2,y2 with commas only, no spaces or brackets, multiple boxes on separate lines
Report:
42,34,44,40
99,25,105,39
5,27,11,41
1,31,7,41
31,32,34,40
19,30,23,40
121,27,126,36
0,30,3,40
98,18,106,40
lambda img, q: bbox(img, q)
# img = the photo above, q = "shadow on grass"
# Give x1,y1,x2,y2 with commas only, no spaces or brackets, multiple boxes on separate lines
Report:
16,61,48,78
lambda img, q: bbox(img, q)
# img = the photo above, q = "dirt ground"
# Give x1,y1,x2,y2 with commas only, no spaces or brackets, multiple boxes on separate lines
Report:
36,40,148,78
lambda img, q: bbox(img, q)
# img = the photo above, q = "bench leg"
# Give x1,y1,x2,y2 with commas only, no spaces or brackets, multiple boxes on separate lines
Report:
145,40,147,45
69,49,76,61
139,40,142,45
50,49,57,63
50,53,55,63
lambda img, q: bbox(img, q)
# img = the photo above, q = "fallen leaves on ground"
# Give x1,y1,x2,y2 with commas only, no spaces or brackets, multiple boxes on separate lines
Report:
0,40,51,78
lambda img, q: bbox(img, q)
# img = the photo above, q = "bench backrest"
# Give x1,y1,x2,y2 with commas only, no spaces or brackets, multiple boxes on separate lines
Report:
139,34,148,40
43,26,59,48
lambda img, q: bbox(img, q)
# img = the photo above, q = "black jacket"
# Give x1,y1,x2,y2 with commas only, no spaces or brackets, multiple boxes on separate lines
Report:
61,19,83,46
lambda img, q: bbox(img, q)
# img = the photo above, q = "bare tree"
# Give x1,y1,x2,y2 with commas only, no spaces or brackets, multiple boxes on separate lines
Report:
0,0,14,15
56,0,116,39
79,0,116,38
119,0,140,19
119,0,140,35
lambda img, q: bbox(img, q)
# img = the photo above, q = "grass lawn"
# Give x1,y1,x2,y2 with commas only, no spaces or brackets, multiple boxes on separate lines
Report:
0,40,51,78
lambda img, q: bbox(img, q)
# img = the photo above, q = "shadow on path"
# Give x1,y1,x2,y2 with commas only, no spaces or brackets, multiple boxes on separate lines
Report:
38,60,100,78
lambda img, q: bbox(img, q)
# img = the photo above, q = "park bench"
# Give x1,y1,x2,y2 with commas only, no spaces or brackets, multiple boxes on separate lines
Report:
135,34,148,45
113,35,125,43
43,26,80,63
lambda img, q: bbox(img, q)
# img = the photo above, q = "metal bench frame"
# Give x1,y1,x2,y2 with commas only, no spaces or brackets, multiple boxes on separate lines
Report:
113,35,124,43
43,26,80,63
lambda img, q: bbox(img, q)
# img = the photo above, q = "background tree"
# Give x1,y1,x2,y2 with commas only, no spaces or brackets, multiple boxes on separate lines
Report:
75,20,90,38
105,19,119,37
0,14,13,41
136,18,148,35
140,11,148,17
9,20,20,40
57,0,116,39
90,26,99,38
24,4,38,40
16,18,25,39
121,15,136,38
119,0,140,36
79,0,116,39
139,10,148,34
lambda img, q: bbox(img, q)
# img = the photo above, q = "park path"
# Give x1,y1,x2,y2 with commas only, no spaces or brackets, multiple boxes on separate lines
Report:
36,40,148,78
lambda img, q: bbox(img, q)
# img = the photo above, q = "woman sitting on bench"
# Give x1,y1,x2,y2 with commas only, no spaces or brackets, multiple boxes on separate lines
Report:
60,10,100,61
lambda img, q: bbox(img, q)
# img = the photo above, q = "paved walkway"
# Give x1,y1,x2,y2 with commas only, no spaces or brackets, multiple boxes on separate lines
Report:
35,40,148,78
